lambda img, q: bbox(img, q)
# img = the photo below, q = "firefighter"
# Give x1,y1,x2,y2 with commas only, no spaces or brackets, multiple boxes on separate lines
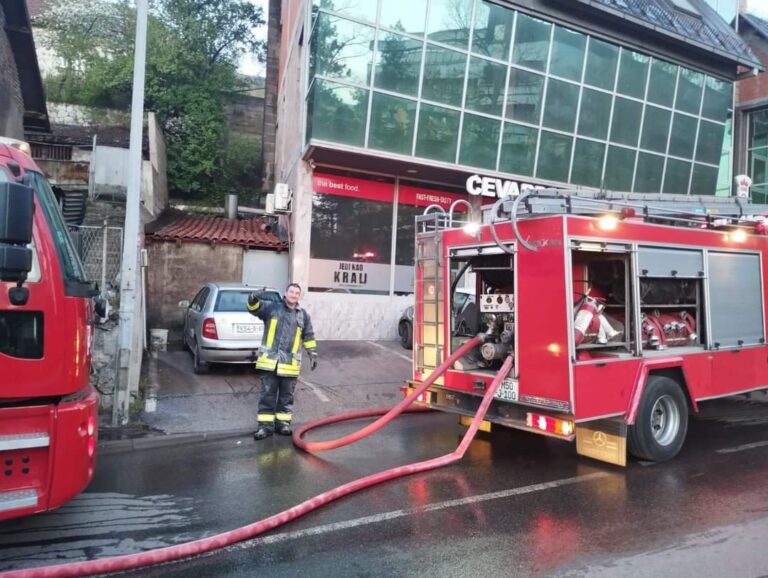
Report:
247,283,317,440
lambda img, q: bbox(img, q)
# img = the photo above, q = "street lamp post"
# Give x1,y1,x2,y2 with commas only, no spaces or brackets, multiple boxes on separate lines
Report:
114,0,149,426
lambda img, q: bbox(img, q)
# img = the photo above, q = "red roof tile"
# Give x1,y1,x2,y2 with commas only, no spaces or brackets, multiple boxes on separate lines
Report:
148,215,285,250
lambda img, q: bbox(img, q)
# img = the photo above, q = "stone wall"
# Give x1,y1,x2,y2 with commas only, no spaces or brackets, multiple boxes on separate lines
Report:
223,93,265,137
145,241,244,342
47,103,131,127
0,5,24,139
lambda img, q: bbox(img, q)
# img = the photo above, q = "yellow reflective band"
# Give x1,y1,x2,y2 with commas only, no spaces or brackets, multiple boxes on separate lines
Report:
247,301,260,311
291,328,301,354
276,413,292,422
256,355,277,370
265,318,278,348
276,363,300,377
257,414,275,422
303,340,317,350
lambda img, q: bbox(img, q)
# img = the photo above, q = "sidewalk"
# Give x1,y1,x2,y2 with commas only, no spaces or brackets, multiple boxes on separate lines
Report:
103,340,413,449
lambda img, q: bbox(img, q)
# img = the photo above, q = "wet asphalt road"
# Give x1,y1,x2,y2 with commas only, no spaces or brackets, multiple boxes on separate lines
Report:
4,398,768,577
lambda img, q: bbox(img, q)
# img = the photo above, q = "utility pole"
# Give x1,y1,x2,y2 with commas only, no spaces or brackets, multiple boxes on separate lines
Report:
114,0,148,426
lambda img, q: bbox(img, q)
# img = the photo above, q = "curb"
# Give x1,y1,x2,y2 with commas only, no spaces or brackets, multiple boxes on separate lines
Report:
98,428,255,455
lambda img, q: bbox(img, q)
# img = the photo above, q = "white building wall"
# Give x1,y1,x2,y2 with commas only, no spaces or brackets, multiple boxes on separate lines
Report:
302,292,412,341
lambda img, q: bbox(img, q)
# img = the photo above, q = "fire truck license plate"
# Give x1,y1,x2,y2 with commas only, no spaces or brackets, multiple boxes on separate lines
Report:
235,324,258,334
495,379,518,402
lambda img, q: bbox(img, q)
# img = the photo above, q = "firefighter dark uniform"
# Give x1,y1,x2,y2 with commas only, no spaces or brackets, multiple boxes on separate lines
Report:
247,291,317,439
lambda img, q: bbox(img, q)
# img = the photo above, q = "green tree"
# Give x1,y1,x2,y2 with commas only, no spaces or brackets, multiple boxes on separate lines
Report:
38,0,265,201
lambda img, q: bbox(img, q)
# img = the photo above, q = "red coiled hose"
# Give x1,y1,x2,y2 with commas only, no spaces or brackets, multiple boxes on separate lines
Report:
5,338,512,578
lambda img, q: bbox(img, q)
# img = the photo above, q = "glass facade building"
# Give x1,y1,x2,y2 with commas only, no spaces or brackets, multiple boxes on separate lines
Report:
306,0,734,195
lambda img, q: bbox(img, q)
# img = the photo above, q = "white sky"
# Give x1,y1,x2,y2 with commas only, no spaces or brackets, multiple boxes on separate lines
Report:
238,0,269,77
747,0,768,18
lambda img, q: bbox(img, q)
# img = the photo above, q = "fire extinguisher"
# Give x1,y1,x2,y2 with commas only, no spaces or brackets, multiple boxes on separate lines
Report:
574,296,600,346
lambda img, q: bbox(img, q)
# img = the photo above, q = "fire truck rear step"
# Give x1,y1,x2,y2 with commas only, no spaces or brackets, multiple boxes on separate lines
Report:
0,489,38,513
0,433,50,451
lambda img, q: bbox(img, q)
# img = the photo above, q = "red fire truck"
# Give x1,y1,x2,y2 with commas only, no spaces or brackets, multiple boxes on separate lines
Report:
0,140,99,520
410,188,768,466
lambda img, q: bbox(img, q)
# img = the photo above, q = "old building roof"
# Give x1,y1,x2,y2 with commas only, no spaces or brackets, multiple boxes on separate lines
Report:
3,0,49,131
565,0,762,70
742,12,768,42
147,214,285,250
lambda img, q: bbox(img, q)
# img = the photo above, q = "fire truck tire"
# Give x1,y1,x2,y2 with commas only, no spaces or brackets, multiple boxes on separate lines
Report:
400,321,413,350
628,375,688,462
193,344,209,374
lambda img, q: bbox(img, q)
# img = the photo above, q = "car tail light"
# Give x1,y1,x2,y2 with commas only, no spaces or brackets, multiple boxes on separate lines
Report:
526,412,574,437
202,318,218,339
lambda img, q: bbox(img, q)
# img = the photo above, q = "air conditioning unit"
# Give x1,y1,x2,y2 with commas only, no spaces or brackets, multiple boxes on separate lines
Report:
265,193,276,215
274,183,292,212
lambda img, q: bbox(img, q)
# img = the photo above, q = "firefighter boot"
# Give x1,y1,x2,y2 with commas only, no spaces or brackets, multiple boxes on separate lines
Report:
254,426,274,441
275,421,292,436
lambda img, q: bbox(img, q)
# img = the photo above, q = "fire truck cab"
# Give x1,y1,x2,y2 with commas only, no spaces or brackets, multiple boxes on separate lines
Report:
0,140,99,520
411,189,768,466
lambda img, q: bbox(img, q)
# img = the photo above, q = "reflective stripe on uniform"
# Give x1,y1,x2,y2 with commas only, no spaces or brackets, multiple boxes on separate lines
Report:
257,414,275,422
291,328,301,354
303,339,317,349
247,301,260,311
256,355,277,371
265,318,278,348
276,413,292,422
276,362,300,377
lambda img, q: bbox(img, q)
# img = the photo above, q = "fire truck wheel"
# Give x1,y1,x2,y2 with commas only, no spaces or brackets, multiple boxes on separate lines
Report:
400,321,413,350
193,343,210,374
628,375,688,462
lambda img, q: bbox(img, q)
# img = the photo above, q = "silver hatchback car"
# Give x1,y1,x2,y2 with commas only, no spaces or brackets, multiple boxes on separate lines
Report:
180,283,281,373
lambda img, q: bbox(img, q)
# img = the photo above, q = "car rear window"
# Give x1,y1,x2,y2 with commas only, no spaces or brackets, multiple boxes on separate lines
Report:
215,290,281,312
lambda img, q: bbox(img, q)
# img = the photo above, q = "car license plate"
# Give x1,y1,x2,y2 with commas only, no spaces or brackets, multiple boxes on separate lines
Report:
234,324,258,334
494,378,518,402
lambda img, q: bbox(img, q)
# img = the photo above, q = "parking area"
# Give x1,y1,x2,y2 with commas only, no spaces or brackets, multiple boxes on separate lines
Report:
140,341,413,435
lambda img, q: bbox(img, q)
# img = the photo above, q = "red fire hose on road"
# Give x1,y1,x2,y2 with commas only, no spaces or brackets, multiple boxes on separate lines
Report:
5,337,512,578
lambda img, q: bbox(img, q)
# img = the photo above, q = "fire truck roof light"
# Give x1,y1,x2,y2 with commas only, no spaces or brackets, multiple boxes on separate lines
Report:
463,222,480,235
730,228,748,243
597,214,619,231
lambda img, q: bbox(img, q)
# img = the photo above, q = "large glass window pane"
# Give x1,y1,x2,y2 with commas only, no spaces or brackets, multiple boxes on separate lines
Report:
753,184,768,204
536,131,572,182
668,113,697,159
578,88,611,140
421,45,467,107
506,68,544,125
617,50,649,99
415,103,461,162
549,26,586,82
396,201,423,267
634,152,664,192
604,146,636,191
315,0,378,23
675,69,704,115
311,14,375,86
610,97,642,147
751,148,768,185
471,0,514,60
380,0,427,35
460,113,501,169
307,80,368,146
499,123,537,176
751,109,768,148
701,77,732,123
571,139,606,188
543,79,579,133
369,93,417,155
716,117,732,196
663,159,691,194
691,163,718,195
512,13,551,72
375,31,423,97
695,120,725,165
647,59,678,107
427,0,473,49
584,38,618,90
640,105,671,154
465,57,506,116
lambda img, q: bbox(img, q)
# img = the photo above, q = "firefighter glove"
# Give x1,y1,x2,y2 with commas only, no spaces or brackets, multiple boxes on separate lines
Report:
308,350,318,371
248,292,260,307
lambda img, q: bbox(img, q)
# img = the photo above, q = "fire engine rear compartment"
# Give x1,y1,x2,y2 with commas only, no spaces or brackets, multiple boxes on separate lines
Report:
413,210,768,464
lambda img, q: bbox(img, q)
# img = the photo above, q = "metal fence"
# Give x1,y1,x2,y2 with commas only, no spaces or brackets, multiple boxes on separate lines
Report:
70,225,124,290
